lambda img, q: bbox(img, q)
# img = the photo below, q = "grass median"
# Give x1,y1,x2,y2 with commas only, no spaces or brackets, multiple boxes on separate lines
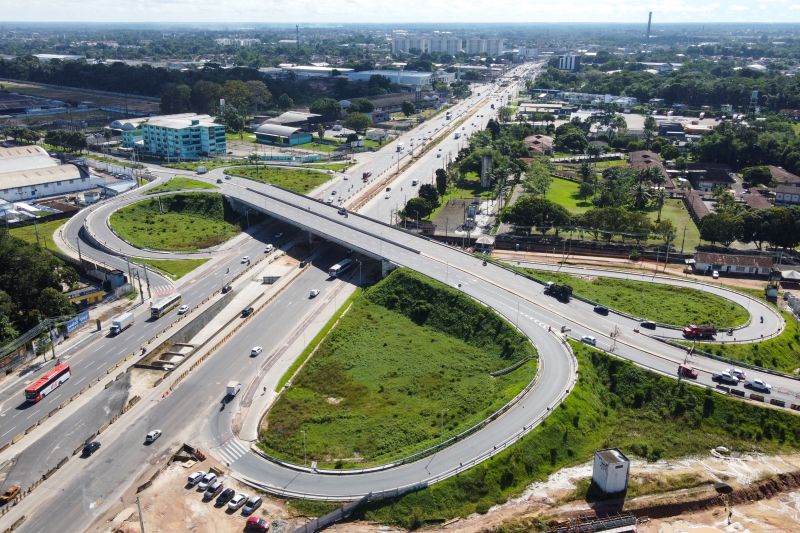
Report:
146,177,216,194
260,269,537,468
110,193,242,252
519,268,749,328
359,342,800,529
224,165,332,194
136,257,209,280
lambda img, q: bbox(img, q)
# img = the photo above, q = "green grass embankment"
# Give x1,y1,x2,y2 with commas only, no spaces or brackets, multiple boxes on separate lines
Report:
360,342,800,529
9,219,65,254
224,165,332,194
136,258,209,280
146,177,216,194
260,269,537,468
530,270,750,328
109,193,241,252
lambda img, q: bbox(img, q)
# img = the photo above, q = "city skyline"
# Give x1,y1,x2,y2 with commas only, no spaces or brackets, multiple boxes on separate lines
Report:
4,0,800,24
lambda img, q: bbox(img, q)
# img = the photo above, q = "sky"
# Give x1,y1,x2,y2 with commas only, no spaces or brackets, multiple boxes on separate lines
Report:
5,0,800,23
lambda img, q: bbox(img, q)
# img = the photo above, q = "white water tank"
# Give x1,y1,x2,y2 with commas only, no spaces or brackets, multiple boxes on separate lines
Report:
592,448,630,494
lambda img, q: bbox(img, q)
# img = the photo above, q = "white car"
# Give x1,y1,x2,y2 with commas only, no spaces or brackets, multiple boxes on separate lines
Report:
581,335,597,346
712,270,720,279
309,289,320,298
745,379,772,393
264,244,274,253
241,256,250,264
196,472,217,491
177,305,189,315
713,371,738,385
250,346,263,356
326,197,334,204
144,429,162,444
228,493,248,511
727,368,746,381
187,471,205,486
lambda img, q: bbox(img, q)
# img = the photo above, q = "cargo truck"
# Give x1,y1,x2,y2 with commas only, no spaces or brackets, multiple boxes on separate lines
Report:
109,312,134,336
682,324,717,339
226,381,241,398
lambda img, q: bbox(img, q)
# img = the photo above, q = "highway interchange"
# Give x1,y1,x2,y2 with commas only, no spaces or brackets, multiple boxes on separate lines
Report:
1,62,797,531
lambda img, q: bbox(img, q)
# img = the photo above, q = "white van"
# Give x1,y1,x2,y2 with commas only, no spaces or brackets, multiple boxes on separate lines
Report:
581,335,597,346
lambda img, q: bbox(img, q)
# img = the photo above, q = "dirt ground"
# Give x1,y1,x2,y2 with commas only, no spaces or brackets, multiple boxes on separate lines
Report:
102,459,304,533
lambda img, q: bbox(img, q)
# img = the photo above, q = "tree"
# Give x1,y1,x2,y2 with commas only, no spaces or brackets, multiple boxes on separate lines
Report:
160,83,192,114
643,115,657,150
245,80,272,113
343,112,372,133
221,104,244,132
522,157,552,197
435,169,448,196
497,106,513,123
190,80,222,114
403,197,433,220
554,125,588,153
418,184,440,207
276,93,294,110
349,98,374,113
651,219,676,244
316,124,326,140
700,212,741,247
502,197,571,234
577,162,595,198
741,166,773,186
738,209,770,250
221,80,252,112
37,287,74,318
401,100,416,117
310,97,341,120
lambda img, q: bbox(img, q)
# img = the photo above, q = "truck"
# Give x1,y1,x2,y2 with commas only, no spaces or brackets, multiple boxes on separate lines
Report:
362,171,372,182
544,281,573,302
196,166,208,175
396,142,405,152
109,312,134,336
226,381,241,398
682,324,717,339
445,111,452,120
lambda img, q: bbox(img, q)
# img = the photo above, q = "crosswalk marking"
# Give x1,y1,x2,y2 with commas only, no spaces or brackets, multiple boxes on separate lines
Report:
214,438,249,465
151,285,176,298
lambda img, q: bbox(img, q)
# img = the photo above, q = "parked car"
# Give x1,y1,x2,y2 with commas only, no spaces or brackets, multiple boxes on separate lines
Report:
712,371,738,385
228,493,248,511
309,289,320,298
242,495,263,515
177,305,189,315
187,471,206,487
338,207,347,216
81,441,101,457
245,516,270,532
384,193,391,199
712,270,720,279
745,379,772,393
593,305,609,315
581,335,597,346
144,429,162,444
203,480,223,501
241,306,254,317
250,346,263,357
264,244,274,253
196,472,217,491
216,178,223,184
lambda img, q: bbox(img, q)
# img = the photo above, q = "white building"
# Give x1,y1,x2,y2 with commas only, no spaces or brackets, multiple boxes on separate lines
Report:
592,448,629,494
346,70,435,88
485,38,505,56
0,146,103,202
558,54,579,71
465,38,486,55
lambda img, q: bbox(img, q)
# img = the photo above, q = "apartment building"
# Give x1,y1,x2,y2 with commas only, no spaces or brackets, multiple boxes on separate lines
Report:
140,114,226,160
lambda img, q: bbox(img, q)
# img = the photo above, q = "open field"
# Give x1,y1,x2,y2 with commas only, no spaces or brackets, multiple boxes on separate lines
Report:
224,165,332,194
146,177,216,194
136,257,209,280
530,269,749,327
8,218,66,254
646,198,701,252
430,172,494,220
361,342,800,529
0,79,160,113
261,269,536,468
302,162,352,172
546,177,592,214
110,193,241,252
225,132,257,142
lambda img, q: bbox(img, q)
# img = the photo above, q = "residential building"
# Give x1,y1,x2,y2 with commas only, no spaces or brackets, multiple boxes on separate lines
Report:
693,252,773,277
140,114,226,160
592,449,629,494
768,166,800,187
0,146,102,202
215,38,260,47
558,54,579,71
523,135,554,156
629,150,674,189
686,162,734,192
430,36,463,55
254,124,313,146
465,38,486,55
485,38,505,56
110,113,200,149
775,185,800,206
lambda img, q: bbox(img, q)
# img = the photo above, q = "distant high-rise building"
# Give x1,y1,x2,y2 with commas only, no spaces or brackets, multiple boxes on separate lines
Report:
465,38,486,55
558,53,579,71
485,38,505,56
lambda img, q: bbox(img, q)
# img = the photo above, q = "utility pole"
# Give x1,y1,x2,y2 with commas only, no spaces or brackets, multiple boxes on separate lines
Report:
136,496,146,533
142,266,152,298
680,225,687,255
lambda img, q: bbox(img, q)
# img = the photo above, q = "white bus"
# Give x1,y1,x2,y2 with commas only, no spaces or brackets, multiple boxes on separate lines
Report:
150,293,182,319
328,259,353,278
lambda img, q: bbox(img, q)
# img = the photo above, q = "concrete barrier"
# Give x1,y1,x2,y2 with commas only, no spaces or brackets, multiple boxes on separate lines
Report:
730,389,745,397
770,398,786,407
750,393,765,402
715,385,730,393
791,404,800,411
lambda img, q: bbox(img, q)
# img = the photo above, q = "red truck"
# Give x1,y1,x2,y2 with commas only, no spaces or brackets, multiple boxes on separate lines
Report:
682,324,717,339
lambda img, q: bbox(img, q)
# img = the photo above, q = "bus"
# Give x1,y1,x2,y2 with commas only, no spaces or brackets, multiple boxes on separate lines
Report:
25,363,71,403
150,293,182,319
328,259,353,278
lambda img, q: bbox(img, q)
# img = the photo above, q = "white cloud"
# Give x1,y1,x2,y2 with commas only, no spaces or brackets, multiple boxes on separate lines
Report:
5,0,799,22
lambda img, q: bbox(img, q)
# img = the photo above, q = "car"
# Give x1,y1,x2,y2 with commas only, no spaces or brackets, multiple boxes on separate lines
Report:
187,471,206,487
245,516,270,532
593,305,609,315
228,493,248,511
216,178,223,184
299,259,309,268
242,495,263,515
712,371,739,385
264,244,274,253
338,207,347,216
678,365,699,379
640,321,657,330
196,472,217,491
250,346,263,357
203,480,223,501
581,335,597,346
437,153,441,158
241,306,254,317
241,256,250,264
224,175,231,180
330,190,337,196
386,187,392,192
745,379,772,393
309,289,320,298
326,197,334,204
221,284,232,294
81,441,101,457
385,193,391,199
728,368,747,381
712,270,720,279
144,429,162,444
0,485,20,505
177,305,189,315
274,232,284,239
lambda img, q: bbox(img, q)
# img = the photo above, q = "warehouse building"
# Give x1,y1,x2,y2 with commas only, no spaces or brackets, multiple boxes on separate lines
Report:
0,146,103,202
254,124,313,146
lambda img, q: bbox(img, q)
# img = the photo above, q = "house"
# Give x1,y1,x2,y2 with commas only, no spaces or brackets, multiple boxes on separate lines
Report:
693,252,773,277
523,135,553,156
629,150,674,189
686,163,734,192
743,190,772,210
254,124,313,146
775,185,800,206
768,166,800,188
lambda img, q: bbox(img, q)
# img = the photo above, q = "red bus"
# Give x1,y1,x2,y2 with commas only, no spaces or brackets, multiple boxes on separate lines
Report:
24,363,71,403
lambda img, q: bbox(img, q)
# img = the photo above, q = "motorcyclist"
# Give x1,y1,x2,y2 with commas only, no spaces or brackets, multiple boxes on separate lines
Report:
760,316,764,323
